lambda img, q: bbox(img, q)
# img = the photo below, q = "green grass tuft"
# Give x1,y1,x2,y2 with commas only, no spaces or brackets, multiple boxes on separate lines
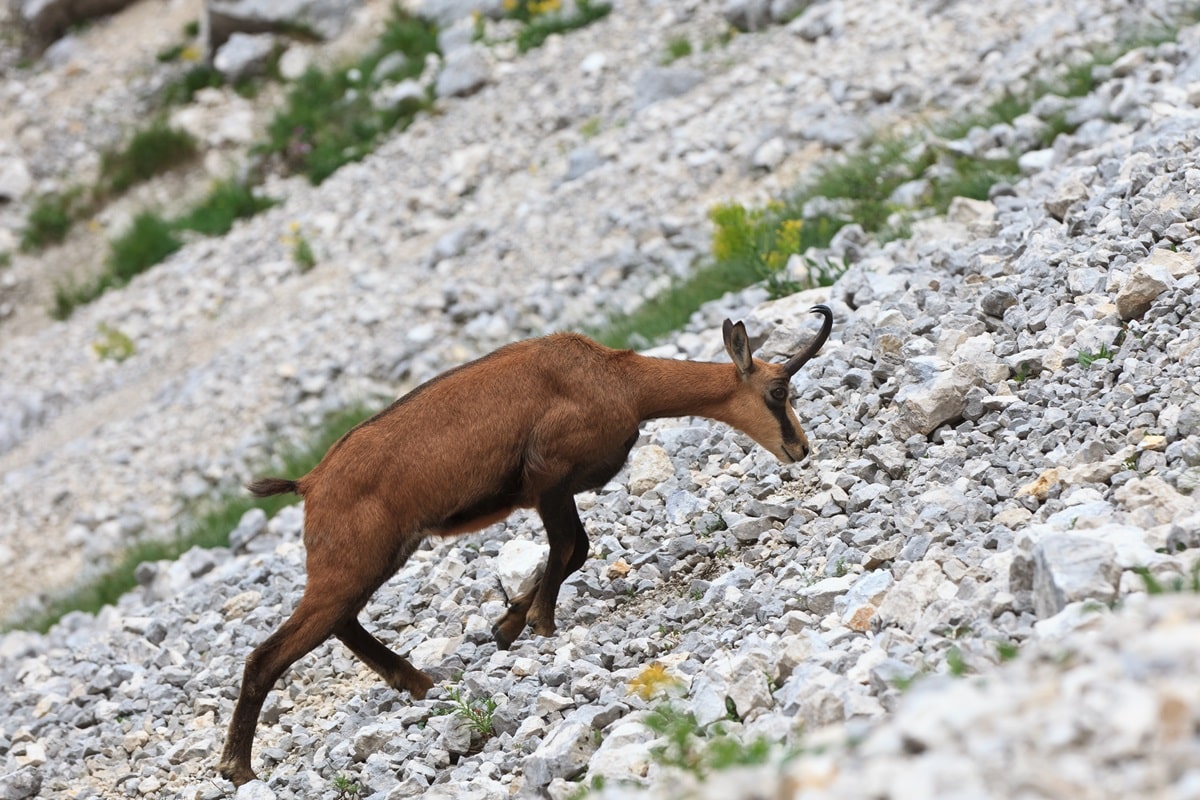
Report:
643,703,774,779
21,190,85,251
174,179,277,236
162,64,225,106
663,35,693,63
106,212,184,284
100,121,199,195
514,0,612,53
52,180,274,318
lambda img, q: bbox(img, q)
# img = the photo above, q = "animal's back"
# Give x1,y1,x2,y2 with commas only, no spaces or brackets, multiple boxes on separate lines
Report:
298,333,638,535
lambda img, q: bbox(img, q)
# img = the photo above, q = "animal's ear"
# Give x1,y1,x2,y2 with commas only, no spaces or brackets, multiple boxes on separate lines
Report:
722,319,755,377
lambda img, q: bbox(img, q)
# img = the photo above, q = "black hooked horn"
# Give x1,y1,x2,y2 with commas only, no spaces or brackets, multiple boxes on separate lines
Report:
782,305,833,376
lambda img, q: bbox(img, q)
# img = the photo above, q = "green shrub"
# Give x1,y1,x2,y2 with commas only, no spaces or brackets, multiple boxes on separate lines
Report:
175,179,276,236
664,35,693,64
22,190,85,250
107,212,183,284
263,8,438,184
444,685,499,738
513,0,612,53
806,134,919,232
162,64,225,105
331,774,362,800
643,703,774,778
710,202,846,295
100,121,199,195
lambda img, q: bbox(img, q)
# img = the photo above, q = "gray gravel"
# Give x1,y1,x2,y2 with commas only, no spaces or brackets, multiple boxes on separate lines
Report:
2,0,1200,798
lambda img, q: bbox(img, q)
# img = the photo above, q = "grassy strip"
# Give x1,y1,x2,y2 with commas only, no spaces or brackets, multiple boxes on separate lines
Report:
21,122,199,252
593,211,845,350
513,0,612,53
37,7,441,313
474,0,612,53
591,32,1181,350
52,180,275,319
4,404,377,634
48,9,438,317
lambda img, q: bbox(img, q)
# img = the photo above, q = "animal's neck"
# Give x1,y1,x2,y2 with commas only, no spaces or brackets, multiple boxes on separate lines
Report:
628,355,739,423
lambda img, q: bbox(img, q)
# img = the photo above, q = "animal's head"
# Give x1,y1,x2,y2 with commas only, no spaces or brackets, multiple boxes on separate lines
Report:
721,305,833,463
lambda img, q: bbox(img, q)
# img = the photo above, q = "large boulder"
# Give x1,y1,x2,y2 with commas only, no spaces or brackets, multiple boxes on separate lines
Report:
11,0,138,50
204,0,363,52
0,156,33,203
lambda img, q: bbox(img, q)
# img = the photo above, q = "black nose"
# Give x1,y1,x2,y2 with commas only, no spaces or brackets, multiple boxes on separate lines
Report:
786,441,809,462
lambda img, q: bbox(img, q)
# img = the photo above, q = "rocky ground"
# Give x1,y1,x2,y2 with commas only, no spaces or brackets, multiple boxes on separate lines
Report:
2,0,1200,798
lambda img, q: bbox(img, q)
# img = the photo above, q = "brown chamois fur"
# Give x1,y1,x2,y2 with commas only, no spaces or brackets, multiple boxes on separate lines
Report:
218,306,833,786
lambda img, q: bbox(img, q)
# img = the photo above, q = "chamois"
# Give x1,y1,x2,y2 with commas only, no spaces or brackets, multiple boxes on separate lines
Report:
218,305,833,786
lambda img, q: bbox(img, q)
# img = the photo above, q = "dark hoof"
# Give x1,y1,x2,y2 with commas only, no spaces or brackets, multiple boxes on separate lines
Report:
491,621,515,650
217,758,258,788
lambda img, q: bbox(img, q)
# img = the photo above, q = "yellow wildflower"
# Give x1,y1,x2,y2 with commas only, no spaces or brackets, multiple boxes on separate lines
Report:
627,662,683,700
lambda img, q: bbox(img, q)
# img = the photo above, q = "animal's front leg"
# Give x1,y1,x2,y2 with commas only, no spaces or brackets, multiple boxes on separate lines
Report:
490,489,589,648
526,489,589,637
492,587,537,650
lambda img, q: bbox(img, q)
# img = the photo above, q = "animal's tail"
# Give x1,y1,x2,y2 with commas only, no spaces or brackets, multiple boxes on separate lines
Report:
246,477,300,497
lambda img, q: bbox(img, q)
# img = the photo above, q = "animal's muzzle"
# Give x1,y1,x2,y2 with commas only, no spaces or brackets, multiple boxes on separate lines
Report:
783,441,810,462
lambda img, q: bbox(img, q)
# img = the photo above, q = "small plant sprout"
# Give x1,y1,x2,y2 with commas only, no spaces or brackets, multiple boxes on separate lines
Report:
627,662,684,701
92,323,136,362
331,773,361,799
285,222,317,271
946,646,968,677
663,35,693,64
1134,564,1200,595
444,685,499,739
1077,343,1114,367
643,703,773,778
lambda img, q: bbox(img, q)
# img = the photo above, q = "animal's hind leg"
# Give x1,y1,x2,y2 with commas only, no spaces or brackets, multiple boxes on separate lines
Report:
219,589,357,786
220,531,423,786
334,533,433,695
336,618,434,698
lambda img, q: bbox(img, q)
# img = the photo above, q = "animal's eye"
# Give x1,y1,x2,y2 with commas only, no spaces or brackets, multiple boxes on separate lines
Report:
770,387,788,402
